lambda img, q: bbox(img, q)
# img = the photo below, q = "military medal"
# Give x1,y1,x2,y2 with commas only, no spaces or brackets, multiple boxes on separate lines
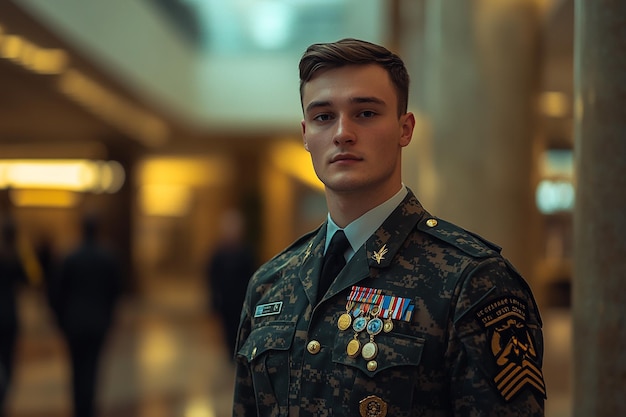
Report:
344,286,417,365
361,340,378,360
337,313,352,331
362,307,382,360
366,316,383,335
346,311,368,358
338,301,355,331
352,315,368,333
347,334,361,358
383,317,393,333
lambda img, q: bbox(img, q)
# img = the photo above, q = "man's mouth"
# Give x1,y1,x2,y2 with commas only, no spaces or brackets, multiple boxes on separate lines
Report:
331,153,361,163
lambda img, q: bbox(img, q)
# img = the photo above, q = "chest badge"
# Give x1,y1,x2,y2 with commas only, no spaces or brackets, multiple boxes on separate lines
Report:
359,395,387,417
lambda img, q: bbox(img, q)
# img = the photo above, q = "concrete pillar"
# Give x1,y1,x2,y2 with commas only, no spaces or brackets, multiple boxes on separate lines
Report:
419,0,542,280
573,1,626,415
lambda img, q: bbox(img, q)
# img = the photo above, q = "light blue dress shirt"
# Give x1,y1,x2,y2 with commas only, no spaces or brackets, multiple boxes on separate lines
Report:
325,185,408,262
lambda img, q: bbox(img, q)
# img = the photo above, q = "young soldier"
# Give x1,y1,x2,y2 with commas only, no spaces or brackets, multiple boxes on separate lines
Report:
233,38,546,417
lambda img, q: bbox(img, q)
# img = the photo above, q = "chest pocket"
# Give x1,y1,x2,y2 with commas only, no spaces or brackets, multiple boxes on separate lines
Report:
237,321,295,417
332,330,424,376
332,330,425,414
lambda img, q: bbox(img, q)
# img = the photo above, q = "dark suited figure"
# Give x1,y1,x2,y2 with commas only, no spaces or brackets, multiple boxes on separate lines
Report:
0,218,26,416
54,216,122,417
206,209,256,357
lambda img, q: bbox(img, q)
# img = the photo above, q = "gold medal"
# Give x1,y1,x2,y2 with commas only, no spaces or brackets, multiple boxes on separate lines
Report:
361,341,378,360
338,301,355,331
347,337,361,358
383,318,393,333
338,313,352,331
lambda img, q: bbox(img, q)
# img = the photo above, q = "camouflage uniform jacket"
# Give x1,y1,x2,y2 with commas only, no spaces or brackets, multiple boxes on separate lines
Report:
233,190,546,417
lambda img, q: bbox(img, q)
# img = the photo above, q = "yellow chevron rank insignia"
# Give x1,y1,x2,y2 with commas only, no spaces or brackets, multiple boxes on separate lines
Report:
476,296,546,401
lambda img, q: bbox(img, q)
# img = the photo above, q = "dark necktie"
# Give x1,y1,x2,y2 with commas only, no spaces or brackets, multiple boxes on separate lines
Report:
318,230,350,302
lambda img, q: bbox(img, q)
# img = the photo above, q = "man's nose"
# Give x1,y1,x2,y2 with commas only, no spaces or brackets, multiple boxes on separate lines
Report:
333,115,356,144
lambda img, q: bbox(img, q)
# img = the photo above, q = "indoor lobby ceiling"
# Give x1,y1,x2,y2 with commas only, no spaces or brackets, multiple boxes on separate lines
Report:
0,0,573,149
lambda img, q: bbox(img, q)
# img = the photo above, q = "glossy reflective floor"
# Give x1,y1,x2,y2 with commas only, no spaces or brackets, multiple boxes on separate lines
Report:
6,275,235,417
5,275,572,417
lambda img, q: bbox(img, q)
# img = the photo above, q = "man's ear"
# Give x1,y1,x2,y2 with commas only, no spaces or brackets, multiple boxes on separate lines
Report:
301,120,309,151
399,112,415,147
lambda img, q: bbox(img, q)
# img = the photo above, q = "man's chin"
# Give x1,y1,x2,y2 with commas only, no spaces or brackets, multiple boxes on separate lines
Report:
323,178,368,194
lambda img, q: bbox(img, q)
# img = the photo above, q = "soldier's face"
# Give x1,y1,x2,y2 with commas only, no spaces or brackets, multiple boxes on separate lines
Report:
301,64,414,200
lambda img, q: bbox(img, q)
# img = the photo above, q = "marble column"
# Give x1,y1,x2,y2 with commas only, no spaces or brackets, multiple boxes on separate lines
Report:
573,1,626,415
414,0,542,281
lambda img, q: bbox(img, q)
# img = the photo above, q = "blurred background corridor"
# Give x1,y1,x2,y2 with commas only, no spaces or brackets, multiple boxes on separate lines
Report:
0,0,599,416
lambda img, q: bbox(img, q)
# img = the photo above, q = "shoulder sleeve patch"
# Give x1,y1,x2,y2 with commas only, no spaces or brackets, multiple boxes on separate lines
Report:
475,296,547,402
417,217,502,258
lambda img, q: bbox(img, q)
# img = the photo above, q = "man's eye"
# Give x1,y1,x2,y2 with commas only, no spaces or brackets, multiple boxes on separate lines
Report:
314,114,332,122
359,110,376,118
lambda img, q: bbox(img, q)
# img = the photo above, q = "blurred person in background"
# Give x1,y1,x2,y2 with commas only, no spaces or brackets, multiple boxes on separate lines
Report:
206,208,256,358
51,214,122,417
232,38,545,416
35,234,57,308
0,216,27,417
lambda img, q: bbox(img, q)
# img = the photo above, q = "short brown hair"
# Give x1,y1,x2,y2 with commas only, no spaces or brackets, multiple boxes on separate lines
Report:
299,38,410,116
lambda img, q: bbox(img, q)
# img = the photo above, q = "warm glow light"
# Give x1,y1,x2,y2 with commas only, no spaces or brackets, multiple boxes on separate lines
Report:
0,34,22,59
138,323,177,374
141,159,200,185
140,157,232,187
539,91,570,118
0,28,68,74
184,398,216,417
271,140,323,191
137,156,234,217
9,189,81,208
7,161,92,189
0,159,125,192
30,48,69,74
98,160,126,193
139,184,192,217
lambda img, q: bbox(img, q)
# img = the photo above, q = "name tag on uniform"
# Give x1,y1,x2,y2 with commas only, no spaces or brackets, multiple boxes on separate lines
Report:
254,301,283,317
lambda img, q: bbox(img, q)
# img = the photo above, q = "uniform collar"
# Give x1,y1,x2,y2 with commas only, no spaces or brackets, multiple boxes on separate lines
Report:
325,185,408,260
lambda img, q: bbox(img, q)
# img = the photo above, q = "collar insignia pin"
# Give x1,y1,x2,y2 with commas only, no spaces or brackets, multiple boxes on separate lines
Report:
372,244,388,265
303,241,313,261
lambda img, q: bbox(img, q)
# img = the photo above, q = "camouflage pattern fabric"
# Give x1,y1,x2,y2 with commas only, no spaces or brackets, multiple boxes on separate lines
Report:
233,189,546,417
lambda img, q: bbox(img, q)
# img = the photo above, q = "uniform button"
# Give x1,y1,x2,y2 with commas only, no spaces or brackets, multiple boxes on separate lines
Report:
307,340,321,354
367,360,378,371
426,218,438,227
251,347,257,359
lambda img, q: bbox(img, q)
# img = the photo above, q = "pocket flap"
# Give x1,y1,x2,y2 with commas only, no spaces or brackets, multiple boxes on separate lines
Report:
333,332,425,377
237,321,295,363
